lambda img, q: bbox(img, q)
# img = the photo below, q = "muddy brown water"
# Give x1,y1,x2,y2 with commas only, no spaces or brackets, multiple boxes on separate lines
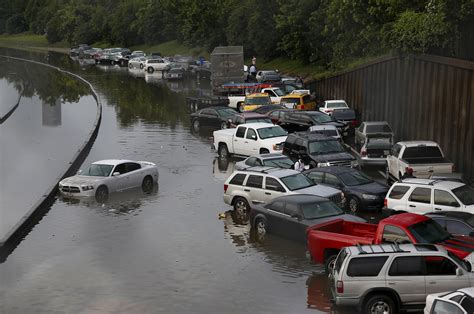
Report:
0,48,392,313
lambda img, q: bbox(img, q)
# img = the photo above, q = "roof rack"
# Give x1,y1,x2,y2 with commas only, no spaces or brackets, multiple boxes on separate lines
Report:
354,243,409,255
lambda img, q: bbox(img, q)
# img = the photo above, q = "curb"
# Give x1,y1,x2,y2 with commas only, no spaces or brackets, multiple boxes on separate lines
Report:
0,56,102,261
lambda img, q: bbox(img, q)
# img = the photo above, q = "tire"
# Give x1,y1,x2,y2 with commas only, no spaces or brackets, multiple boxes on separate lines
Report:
111,60,115,65
233,197,250,216
220,121,228,129
260,148,270,154
142,176,153,192
363,294,397,314
348,196,361,213
95,185,109,202
218,144,229,158
255,218,267,241
139,64,144,69
324,255,337,274
147,67,154,73
192,119,200,132
128,63,133,69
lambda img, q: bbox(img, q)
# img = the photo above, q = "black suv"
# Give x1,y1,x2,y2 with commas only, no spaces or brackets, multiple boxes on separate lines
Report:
282,132,357,168
278,111,346,133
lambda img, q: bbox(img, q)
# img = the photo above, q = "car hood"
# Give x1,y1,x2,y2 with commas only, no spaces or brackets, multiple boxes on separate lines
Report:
349,182,388,195
262,136,288,145
309,152,355,162
60,175,106,186
296,184,341,198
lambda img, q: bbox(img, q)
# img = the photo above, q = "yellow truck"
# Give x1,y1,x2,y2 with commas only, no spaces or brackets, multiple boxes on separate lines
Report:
280,91,316,110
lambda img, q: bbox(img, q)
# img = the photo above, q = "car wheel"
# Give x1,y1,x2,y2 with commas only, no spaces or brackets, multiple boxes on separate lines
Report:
348,196,361,213
218,144,229,158
220,121,228,129
364,294,396,314
95,185,109,202
233,197,250,216
139,64,144,69
142,176,153,192
111,60,115,65
128,63,133,69
324,255,337,274
255,218,267,241
260,148,269,154
192,119,200,132
147,67,154,73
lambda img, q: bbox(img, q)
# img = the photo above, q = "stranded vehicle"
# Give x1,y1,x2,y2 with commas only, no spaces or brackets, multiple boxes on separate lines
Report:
306,213,474,274
280,91,317,110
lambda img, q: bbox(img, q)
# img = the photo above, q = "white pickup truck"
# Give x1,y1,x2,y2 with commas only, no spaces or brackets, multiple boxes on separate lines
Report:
387,141,454,181
213,123,288,158
228,87,284,111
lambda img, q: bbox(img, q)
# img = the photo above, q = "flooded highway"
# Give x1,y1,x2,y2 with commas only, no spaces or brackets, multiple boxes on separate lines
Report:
0,49,380,313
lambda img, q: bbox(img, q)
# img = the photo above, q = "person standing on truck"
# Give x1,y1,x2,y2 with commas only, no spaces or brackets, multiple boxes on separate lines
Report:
252,56,256,66
249,64,257,81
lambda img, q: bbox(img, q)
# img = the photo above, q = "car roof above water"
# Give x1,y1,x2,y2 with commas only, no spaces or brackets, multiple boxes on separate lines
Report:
92,159,136,166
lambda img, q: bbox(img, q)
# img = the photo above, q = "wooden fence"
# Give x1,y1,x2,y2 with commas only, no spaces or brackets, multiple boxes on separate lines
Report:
308,54,474,183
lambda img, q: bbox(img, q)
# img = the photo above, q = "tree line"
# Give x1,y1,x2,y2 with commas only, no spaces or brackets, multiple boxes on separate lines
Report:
1,0,473,68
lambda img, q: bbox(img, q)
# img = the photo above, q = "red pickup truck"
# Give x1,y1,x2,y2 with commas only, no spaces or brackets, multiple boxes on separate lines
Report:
306,213,474,273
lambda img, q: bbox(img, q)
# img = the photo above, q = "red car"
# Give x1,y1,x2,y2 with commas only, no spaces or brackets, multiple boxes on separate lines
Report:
306,213,474,273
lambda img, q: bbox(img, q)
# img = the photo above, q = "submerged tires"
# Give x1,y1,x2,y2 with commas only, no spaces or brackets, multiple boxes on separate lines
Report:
218,144,229,158
95,185,109,202
142,176,153,192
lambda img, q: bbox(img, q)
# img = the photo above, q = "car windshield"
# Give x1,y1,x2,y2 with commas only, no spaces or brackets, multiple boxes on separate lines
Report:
339,171,373,186
215,108,236,118
453,185,474,205
403,146,443,158
301,201,344,219
246,117,272,124
280,173,314,191
264,157,294,168
328,102,348,108
366,124,392,133
273,89,285,96
447,251,471,271
408,219,451,243
311,113,334,123
312,129,338,137
246,97,271,105
257,126,288,139
281,98,299,105
308,139,345,154
83,164,114,177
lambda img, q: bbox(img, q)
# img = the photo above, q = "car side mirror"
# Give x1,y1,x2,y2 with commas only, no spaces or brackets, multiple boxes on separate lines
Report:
291,213,301,220
251,135,257,140
77,169,83,174
456,268,464,276
113,172,120,176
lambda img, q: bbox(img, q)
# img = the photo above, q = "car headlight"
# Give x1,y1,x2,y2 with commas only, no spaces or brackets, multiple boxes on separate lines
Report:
362,193,378,200
81,185,94,191
318,162,330,167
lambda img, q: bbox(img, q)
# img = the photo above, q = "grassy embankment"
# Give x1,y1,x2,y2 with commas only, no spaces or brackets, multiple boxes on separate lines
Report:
0,33,381,81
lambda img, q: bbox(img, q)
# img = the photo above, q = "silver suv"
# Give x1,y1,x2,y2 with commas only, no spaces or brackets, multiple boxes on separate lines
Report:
331,243,474,314
223,167,344,214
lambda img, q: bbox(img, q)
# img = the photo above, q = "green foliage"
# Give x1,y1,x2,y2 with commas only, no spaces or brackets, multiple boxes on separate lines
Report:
5,14,27,34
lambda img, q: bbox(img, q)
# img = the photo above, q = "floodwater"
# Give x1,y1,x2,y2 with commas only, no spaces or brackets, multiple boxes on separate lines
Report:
0,48,380,313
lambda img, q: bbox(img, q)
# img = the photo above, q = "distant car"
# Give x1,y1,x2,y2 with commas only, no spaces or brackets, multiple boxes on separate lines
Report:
280,92,316,110
308,125,342,141
278,111,345,133
426,211,474,237
331,108,360,135
131,51,146,57
227,112,273,128
252,104,286,114
424,287,474,314
355,121,394,147
304,166,389,212
256,70,281,83
58,159,159,202
145,58,171,73
266,108,296,124
249,194,365,242
128,56,148,69
235,153,294,170
165,67,185,80
319,100,349,115
280,76,304,88
190,106,237,131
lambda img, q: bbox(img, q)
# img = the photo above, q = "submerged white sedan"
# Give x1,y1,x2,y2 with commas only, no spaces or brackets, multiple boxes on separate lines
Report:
59,159,159,201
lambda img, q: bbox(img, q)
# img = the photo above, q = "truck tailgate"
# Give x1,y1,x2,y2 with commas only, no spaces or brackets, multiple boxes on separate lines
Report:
402,160,453,178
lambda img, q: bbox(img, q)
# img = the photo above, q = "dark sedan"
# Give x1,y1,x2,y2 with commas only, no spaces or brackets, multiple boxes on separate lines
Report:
249,194,365,242
190,107,237,131
426,211,474,237
252,104,287,114
266,108,296,124
278,111,346,133
304,166,388,213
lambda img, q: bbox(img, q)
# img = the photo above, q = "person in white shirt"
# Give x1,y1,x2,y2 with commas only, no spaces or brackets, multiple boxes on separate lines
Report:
294,156,305,172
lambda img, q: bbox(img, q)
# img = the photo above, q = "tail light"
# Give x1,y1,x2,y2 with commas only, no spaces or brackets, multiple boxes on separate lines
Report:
405,167,413,175
224,184,228,193
336,280,344,293
361,149,367,157
325,109,333,113
384,198,387,208
351,119,358,126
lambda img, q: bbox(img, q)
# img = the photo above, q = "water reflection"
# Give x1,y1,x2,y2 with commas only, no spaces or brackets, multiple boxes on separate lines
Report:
212,157,236,182
42,97,61,126
128,68,145,79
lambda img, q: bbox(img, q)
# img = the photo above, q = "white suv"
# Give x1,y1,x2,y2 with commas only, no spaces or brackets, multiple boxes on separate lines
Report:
319,100,349,115
223,167,344,214
385,178,474,214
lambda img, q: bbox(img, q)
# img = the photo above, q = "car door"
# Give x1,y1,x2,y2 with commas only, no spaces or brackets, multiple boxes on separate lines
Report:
233,126,248,154
433,189,461,212
244,128,259,156
386,256,426,304
243,174,265,205
199,109,212,127
424,256,470,296
407,187,433,214
264,200,286,234
207,110,220,129
282,203,306,242
124,162,142,189
263,177,286,203
110,163,129,191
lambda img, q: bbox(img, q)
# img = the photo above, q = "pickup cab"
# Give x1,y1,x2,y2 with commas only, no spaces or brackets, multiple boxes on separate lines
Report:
387,141,453,181
306,213,474,273
224,84,284,112
213,123,288,158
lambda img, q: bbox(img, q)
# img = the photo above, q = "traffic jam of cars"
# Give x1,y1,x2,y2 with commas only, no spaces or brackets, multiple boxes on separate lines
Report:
65,46,474,314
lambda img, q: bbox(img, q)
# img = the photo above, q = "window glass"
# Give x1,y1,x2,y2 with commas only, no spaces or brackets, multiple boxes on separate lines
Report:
432,218,446,229
339,171,373,186
324,173,341,186
265,177,285,192
85,164,114,177
392,144,402,156
347,256,388,277
432,300,464,314
308,140,344,154
295,138,305,151
114,164,127,175
125,162,141,172
388,256,424,276
424,256,457,276
409,187,431,204
229,173,246,186
280,173,314,191
245,157,257,166
389,185,410,199
446,220,472,236
435,190,460,207
284,203,300,217
267,201,284,213
236,127,246,138
382,225,412,244
404,146,443,158
257,126,288,139
246,128,257,140
245,175,263,188
453,185,474,205
366,124,392,133
301,201,343,219
270,111,280,119
302,95,311,104
408,219,451,243
201,109,213,115
264,157,293,169
307,172,324,184
460,296,474,313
